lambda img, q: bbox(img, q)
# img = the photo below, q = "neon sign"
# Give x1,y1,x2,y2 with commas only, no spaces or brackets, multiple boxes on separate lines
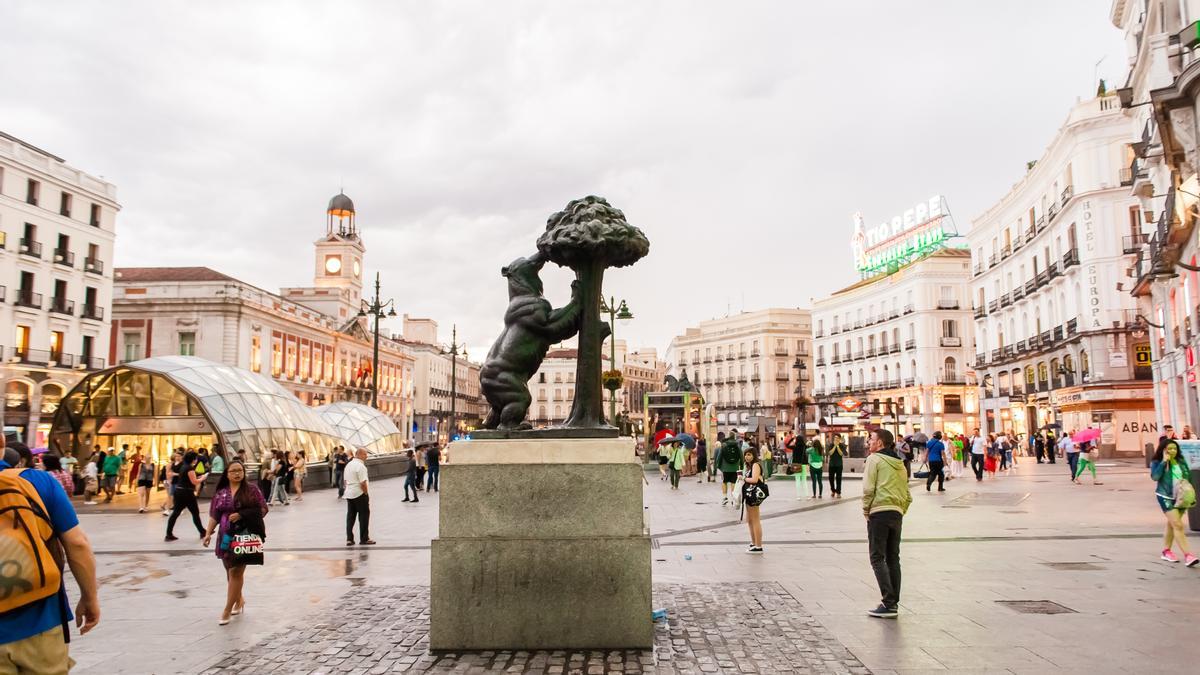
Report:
852,196,956,275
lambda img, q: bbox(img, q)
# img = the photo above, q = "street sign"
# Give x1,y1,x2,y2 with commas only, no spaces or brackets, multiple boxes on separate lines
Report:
837,396,862,412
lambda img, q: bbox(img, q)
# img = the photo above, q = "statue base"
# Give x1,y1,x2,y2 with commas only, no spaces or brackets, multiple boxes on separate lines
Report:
430,437,652,650
471,426,619,440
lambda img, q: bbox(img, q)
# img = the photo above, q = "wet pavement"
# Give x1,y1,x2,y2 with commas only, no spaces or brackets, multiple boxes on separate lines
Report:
66,459,1200,674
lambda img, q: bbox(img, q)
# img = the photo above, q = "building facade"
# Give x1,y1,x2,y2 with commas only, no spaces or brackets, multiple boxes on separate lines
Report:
971,90,1153,453
0,131,118,447
623,346,667,437
111,194,415,443
813,248,978,437
667,308,814,438
1114,0,1200,436
401,316,483,444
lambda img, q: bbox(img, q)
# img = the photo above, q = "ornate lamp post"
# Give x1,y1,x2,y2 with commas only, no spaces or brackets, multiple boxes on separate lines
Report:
792,357,808,440
600,295,634,426
357,272,396,409
445,325,464,440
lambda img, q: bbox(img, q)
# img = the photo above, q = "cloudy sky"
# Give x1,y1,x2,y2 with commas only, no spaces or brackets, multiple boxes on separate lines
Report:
1,1,1128,358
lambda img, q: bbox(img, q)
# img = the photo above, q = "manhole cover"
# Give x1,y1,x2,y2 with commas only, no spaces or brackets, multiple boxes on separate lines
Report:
996,600,1076,614
950,492,1030,506
1041,562,1103,571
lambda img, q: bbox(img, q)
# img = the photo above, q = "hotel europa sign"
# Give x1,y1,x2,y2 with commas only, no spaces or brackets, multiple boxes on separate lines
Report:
851,195,957,275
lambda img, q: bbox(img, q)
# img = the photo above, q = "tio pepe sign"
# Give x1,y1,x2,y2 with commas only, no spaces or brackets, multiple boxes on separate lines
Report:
851,195,952,275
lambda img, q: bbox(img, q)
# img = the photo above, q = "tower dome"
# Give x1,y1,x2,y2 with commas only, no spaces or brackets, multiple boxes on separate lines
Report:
327,191,355,217
326,190,357,236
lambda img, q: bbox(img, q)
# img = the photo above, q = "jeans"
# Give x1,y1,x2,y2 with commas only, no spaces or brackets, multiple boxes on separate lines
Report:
426,465,440,491
867,510,903,609
404,475,420,501
926,460,945,490
346,494,370,542
828,464,843,494
810,466,823,496
669,466,681,488
1067,452,1079,479
270,476,290,504
970,453,984,480
334,468,345,497
166,490,204,537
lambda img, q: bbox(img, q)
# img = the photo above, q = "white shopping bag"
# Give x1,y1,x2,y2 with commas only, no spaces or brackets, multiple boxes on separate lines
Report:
732,478,744,508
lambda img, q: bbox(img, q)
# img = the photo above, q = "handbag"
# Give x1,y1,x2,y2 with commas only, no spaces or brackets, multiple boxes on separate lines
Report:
228,519,265,566
742,480,769,506
914,462,930,479
1173,478,1197,510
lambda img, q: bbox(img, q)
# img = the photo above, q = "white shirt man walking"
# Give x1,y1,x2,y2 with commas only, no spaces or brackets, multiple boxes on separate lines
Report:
969,428,986,481
343,448,375,547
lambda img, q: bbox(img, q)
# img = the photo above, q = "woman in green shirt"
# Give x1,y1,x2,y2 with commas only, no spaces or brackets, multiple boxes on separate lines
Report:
827,435,846,498
807,438,824,498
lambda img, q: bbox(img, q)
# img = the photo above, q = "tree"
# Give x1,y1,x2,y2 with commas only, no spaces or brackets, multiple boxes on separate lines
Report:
537,196,649,428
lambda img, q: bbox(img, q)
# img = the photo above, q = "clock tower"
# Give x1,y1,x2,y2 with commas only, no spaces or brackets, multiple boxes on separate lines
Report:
282,191,367,321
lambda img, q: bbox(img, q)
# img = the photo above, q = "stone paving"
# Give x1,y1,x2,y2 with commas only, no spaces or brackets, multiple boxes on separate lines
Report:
200,583,868,675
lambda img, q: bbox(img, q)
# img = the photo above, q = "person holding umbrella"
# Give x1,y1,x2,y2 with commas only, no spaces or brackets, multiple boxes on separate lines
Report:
1072,428,1103,485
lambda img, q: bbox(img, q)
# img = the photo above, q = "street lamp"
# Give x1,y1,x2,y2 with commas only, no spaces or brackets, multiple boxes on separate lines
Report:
445,325,463,441
600,295,633,425
357,272,396,409
792,356,808,436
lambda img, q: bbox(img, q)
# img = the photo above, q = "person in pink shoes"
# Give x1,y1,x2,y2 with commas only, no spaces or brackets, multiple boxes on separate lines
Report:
1151,439,1198,567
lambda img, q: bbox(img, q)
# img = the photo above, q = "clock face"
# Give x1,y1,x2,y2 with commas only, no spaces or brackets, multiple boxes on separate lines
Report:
353,259,361,278
325,256,342,274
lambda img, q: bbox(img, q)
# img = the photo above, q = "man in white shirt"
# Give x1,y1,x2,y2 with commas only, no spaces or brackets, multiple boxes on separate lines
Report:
343,448,375,546
969,429,986,482
1058,433,1078,482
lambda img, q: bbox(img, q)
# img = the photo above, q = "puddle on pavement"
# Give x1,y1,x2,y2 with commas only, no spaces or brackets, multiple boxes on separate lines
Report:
279,552,362,579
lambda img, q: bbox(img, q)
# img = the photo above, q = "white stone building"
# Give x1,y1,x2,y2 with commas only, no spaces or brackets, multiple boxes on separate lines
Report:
1113,0,1200,436
0,131,118,446
111,193,415,442
813,248,978,437
970,89,1153,453
667,308,814,438
400,315,482,444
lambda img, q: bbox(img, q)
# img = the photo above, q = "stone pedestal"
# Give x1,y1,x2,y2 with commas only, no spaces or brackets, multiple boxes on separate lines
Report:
430,437,652,650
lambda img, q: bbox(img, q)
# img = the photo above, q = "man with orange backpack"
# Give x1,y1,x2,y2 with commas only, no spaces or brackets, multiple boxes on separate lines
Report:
0,438,100,674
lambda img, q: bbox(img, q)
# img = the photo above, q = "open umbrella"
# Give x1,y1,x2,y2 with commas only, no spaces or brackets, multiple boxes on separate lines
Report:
656,434,678,446
673,432,697,450
1072,428,1101,444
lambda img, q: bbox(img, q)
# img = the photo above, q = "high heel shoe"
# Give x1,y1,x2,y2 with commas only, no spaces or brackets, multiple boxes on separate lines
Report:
231,601,245,616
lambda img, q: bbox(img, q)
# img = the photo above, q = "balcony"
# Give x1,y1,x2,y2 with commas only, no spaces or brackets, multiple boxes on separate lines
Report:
853,351,865,360
1036,215,1047,233
1016,339,1027,353
736,375,747,383
1000,292,1012,308
815,357,826,367
1013,285,1026,301
702,357,712,363
988,254,997,267
972,263,984,276
903,378,915,387
1003,345,1015,358
18,239,42,259
1053,325,1064,342
1047,262,1061,279
814,331,824,339
991,348,1002,361
14,290,42,309
939,336,961,348
1047,201,1060,222
1024,228,1036,244
1027,335,1040,350
1123,233,1148,254
1040,330,1053,346
750,374,761,382
1061,185,1074,205
52,249,75,268
84,257,104,274
903,304,914,314
904,339,916,350
1013,236,1024,251
1035,270,1049,288
1024,279,1036,295
82,304,104,321
938,376,966,385
774,373,788,381
975,352,987,367
974,305,986,319
988,299,1000,312
1066,318,1077,336
1062,248,1080,269
853,321,863,329
830,355,841,365
771,348,785,357
887,309,899,320
936,299,960,310
830,326,841,335
1001,244,1012,259
49,297,74,316
753,349,764,358
888,343,900,354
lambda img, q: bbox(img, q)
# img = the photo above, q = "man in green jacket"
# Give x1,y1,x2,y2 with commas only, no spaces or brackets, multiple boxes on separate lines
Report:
862,428,912,619
716,430,744,506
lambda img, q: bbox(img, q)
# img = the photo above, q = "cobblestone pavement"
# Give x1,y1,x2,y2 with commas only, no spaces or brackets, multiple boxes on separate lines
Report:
200,583,869,675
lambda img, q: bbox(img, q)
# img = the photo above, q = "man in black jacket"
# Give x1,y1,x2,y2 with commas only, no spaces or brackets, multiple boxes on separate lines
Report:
426,444,441,492
403,449,421,503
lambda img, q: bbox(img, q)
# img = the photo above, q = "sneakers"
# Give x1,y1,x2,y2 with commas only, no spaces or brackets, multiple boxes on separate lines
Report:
1186,554,1199,568
164,535,179,542
722,497,729,506
746,546,763,554
867,604,898,618
1161,549,1180,563
83,501,97,505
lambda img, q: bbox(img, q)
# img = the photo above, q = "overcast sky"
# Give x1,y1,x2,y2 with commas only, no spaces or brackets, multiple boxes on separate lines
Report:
1,1,1129,359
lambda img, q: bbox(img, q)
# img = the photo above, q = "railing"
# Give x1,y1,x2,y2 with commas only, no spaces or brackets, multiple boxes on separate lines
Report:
84,257,104,274
888,343,900,354
1053,325,1064,341
976,352,987,366
1001,244,1012,259
903,378,915,387
1048,201,1060,221
1123,233,1148,254
1040,330,1053,346
1024,279,1036,295
1012,285,1025,301
1036,215,1047,232
904,339,916,350
82,304,104,320
988,299,1000,312
52,249,75,267
991,348,1001,361
940,336,961,347
988,254,997,267
887,310,899,319
972,263,983,276
1027,335,1040,349
1062,249,1080,268
937,299,959,309
854,321,863,329
14,290,42,309
1024,228,1036,243
815,357,826,366
814,331,824,339
903,304,914,314
1061,185,1073,205
774,373,788,381
853,351,865,360
830,355,841,365
1066,318,1077,335
1013,236,1024,251
49,297,74,316
19,239,42,258
1047,262,1061,279
1000,292,1012,308
1016,339,1027,353
1035,270,1049,287
1003,345,1015,357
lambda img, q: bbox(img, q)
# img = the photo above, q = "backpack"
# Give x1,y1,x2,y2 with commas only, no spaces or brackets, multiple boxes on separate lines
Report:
0,469,64,614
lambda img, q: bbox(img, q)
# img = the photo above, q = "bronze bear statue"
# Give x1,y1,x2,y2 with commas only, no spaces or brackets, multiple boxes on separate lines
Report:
480,252,581,430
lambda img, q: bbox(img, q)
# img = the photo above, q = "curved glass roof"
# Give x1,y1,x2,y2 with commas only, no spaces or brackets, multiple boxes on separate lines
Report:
52,356,343,461
316,402,405,455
